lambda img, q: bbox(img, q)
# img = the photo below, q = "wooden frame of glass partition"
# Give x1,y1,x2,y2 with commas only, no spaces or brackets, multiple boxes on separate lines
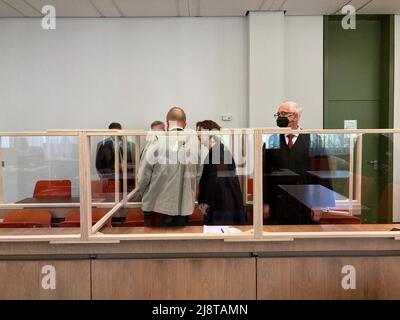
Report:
0,128,399,242
0,131,81,242
86,129,257,241
258,128,400,241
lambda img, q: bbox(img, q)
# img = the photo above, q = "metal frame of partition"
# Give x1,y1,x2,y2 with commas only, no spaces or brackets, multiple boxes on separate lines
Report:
0,128,399,242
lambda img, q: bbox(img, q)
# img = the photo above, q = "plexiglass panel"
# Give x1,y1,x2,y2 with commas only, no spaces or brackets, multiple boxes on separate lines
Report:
359,133,396,224
92,130,254,237
262,131,400,233
0,135,80,236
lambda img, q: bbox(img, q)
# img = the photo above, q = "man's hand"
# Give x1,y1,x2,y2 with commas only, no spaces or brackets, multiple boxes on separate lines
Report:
263,204,270,220
311,209,322,222
199,203,209,215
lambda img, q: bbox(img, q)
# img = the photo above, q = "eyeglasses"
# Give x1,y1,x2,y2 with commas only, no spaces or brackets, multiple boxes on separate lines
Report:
274,112,295,118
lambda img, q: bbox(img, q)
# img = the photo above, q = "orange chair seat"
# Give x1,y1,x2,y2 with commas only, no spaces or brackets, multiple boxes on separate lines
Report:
122,209,144,227
247,178,253,201
56,208,111,227
319,214,361,225
0,210,52,228
188,207,204,226
123,208,204,227
91,179,116,198
33,180,71,199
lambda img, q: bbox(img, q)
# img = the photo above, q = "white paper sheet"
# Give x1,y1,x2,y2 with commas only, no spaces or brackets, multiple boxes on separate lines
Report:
203,225,242,234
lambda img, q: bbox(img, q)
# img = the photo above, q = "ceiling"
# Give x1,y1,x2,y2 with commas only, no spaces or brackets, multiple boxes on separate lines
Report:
0,0,399,18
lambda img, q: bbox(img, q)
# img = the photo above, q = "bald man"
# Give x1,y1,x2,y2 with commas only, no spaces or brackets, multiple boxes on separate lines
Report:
137,107,203,227
165,106,186,131
263,101,331,225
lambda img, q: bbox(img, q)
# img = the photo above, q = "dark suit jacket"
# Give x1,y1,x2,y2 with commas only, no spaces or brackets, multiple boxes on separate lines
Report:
198,143,246,225
263,134,331,224
95,137,135,188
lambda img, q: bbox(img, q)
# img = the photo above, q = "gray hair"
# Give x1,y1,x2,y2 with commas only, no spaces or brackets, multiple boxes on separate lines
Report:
281,101,302,118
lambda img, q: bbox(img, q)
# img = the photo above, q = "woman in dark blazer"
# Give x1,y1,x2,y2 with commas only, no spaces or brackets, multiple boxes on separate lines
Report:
197,120,247,225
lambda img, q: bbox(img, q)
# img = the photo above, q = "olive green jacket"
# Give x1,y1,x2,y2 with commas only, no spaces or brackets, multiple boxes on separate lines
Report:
137,129,203,216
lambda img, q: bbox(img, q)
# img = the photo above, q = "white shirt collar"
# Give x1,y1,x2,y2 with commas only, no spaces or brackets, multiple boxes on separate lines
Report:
169,126,184,131
286,127,302,137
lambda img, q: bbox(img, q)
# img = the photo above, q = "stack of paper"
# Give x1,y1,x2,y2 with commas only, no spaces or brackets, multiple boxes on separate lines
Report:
203,225,242,234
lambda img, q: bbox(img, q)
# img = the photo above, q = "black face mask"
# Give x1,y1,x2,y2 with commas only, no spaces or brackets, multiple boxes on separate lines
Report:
276,116,289,128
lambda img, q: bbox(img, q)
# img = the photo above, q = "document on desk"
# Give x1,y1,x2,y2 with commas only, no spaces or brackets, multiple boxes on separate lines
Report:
203,225,242,234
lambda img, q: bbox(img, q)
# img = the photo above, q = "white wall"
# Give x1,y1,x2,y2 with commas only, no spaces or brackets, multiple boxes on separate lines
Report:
284,16,324,129
248,11,285,128
0,15,325,202
0,18,248,131
0,16,324,131
248,13,323,128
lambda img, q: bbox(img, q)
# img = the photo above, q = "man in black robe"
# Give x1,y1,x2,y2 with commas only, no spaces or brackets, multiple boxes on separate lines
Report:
263,102,331,225
197,120,247,225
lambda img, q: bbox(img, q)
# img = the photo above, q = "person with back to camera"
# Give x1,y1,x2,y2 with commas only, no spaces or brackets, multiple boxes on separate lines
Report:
197,120,247,225
137,107,202,227
95,122,136,192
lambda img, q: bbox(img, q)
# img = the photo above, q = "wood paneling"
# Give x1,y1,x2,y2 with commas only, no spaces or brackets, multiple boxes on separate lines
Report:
0,260,91,299
92,258,256,299
2,236,400,256
257,256,400,299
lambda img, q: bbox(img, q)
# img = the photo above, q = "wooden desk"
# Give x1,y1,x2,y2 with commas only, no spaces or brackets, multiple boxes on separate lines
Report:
0,227,80,236
264,224,400,233
0,224,398,237
100,225,253,235
1,223,400,300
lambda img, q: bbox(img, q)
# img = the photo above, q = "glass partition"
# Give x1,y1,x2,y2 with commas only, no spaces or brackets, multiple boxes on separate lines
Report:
89,129,254,239
358,133,396,224
90,135,123,204
0,134,81,239
261,130,400,237
1,129,399,242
